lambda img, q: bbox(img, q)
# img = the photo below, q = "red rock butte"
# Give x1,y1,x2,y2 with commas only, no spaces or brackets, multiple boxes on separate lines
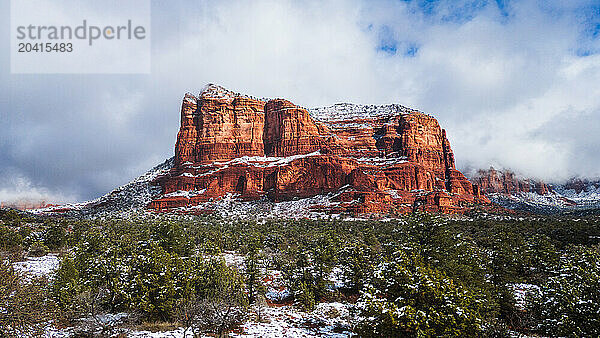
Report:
472,167,551,195
148,84,490,214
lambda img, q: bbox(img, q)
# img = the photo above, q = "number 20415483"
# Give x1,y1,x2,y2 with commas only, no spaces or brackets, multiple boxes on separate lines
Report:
18,42,73,52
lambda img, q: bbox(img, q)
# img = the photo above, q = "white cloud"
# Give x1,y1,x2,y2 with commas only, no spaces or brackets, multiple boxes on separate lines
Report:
0,174,75,205
2,0,599,200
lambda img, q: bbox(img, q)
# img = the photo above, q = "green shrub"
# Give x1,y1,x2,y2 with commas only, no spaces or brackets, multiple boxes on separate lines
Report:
51,256,80,314
28,241,49,257
43,223,67,251
338,243,377,293
0,209,22,226
296,281,316,312
0,226,23,251
283,231,338,309
150,221,193,256
244,238,265,305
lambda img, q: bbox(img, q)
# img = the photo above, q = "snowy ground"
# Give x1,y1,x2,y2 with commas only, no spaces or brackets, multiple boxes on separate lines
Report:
234,302,354,337
44,303,354,337
223,250,246,269
126,328,197,337
13,253,60,278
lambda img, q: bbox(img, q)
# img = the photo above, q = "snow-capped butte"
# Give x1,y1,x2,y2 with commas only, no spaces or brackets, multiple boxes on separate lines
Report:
149,84,487,216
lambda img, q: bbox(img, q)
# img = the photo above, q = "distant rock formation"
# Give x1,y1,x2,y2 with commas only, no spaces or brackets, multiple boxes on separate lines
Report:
471,167,551,195
0,200,57,210
148,84,489,214
563,178,600,194
468,168,600,214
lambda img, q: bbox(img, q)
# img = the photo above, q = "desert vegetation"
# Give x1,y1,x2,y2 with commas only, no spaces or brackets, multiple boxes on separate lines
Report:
1,207,599,336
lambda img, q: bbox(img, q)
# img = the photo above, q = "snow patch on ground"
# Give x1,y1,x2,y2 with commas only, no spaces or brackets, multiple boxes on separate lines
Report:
235,303,354,337
223,250,246,270
44,303,355,337
127,328,197,338
13,253,60,278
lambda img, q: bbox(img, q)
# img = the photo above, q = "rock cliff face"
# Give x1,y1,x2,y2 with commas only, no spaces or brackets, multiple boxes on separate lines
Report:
471,167,551,195
149,84,489,214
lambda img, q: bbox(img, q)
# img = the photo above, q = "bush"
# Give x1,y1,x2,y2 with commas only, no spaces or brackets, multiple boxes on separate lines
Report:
51,256,80,315
43,223,67,251
296,281,316,312
244,238,265,305
0,209,22,226
67,221,248,328
283,231,337,310
338,243,378,293
150,221,193,256
126,242,181,320
0,226,23,252
188,260,248,335
28,241,49,257
0,260,55,336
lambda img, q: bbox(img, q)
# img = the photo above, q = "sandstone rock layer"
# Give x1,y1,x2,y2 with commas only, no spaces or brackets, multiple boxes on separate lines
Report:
149,85,489,214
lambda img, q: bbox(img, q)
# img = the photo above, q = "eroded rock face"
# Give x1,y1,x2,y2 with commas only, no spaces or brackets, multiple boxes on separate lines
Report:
175,92,266,164
472,167,551,195
149,84,489,214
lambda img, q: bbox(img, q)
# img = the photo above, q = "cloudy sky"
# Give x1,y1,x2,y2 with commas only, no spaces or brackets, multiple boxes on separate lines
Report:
1,0,600,203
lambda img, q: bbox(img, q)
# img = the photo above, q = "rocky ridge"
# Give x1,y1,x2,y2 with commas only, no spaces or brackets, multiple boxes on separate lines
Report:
469,168,600,214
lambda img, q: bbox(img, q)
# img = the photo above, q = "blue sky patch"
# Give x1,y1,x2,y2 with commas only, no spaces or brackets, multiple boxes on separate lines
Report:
403,42,420,57
377,25,398,55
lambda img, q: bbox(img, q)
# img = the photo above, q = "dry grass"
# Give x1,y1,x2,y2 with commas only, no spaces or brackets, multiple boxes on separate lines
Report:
134,321,180,332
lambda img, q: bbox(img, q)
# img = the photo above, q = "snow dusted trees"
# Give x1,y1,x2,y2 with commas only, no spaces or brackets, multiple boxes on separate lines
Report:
6,209,600,336
244,236,265,305
355,249,485,337
282,229,338,311
338,243,378,293
50,219,247,335
176,257,247,337
529,244,600,336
